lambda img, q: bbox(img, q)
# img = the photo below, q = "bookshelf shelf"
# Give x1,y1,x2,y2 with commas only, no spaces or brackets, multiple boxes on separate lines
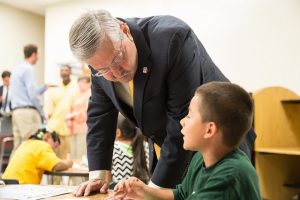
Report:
255,147,300,156
281,98,300,104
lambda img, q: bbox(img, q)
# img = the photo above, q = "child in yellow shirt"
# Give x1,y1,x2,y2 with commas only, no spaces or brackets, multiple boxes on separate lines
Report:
3,128,73,184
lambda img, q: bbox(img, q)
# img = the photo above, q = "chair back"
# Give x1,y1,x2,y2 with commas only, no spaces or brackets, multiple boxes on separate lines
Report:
0,135,13,174
0,178,19,184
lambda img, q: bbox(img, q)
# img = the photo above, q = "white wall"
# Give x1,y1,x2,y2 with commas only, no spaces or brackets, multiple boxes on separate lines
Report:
45,0,300,94
0,3,45,84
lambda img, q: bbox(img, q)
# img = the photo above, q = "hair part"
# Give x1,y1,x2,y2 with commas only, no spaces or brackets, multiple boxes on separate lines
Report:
69,9,123,62
118,118,149,183
195,82,253,148
24,44,38,58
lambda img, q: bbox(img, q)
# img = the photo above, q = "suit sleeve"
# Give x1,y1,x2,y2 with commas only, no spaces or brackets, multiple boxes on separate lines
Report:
87,77,118,170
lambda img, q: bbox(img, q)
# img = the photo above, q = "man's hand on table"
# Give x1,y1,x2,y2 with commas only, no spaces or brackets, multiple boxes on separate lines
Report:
73,179,109,197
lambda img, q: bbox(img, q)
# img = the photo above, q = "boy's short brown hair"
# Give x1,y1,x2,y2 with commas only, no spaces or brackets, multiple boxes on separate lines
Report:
195,82,253,148
24,44,38,58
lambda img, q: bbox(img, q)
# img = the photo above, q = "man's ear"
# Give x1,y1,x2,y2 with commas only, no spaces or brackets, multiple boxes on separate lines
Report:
204,122,217,139
120,23,133,41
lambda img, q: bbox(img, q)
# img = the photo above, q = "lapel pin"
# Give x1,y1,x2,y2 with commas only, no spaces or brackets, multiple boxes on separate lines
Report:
143,67,149,74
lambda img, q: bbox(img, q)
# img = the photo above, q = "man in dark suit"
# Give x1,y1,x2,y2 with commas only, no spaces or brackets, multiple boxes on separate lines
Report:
69,10,256,196
0,70,12,134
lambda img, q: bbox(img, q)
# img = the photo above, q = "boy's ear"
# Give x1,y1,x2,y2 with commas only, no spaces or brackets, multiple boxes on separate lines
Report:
204,122,217,139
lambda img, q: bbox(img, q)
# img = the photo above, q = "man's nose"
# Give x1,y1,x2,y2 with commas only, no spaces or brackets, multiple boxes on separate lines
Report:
110,65,123,77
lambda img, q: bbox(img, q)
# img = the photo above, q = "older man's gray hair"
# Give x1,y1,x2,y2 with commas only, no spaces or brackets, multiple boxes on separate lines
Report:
69,9,122,62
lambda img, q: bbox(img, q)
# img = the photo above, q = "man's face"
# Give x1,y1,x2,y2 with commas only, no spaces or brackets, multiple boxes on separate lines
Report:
32,52,39,65
2,77,10,86
87,31,138,83
180,96,209,151
60,66,71,80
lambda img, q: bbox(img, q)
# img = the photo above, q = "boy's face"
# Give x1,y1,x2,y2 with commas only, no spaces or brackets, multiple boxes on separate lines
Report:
180,95,208,151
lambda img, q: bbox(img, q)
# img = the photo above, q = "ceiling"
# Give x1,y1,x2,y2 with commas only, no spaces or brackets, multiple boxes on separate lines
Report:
0,0,71,16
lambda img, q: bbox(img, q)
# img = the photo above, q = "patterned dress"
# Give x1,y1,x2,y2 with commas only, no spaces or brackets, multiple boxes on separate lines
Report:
111,141,149,182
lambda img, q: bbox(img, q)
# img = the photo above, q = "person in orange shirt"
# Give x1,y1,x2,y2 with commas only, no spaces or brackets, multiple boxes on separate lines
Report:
67,76,91,160
2,128,73,184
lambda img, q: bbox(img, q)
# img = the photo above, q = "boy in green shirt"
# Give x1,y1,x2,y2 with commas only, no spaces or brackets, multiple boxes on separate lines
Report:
108,82,261,200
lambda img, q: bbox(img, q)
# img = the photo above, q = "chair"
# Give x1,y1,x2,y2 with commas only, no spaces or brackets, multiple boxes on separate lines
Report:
0,178,19,184
0,135,13,174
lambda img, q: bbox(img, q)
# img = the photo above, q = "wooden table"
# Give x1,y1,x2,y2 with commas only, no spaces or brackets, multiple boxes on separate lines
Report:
47,191,111,199
45,165,89,185
45,167,89,178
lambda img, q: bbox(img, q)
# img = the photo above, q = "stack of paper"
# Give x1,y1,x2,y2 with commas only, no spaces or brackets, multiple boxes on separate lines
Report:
0,184,73,200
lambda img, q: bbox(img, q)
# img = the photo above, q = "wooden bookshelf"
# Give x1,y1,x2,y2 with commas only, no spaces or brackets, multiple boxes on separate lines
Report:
253,87,300,200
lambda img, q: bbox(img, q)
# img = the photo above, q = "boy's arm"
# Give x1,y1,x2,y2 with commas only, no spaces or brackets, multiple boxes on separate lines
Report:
112,177,174,200
52,160,73,171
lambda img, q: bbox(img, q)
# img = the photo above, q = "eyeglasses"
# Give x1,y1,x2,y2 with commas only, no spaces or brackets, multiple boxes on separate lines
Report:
92,38,125,77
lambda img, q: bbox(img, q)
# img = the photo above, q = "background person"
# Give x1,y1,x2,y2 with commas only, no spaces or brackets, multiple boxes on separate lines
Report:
0,70,12,134
44,65,77,159
10,44,47,152
111,118,149,184
2,128,73,184
67,75,91,160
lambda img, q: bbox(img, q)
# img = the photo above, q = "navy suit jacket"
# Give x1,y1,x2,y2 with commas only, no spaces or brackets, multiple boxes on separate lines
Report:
87,15,256,188
0,85,11,111
0,85,3,109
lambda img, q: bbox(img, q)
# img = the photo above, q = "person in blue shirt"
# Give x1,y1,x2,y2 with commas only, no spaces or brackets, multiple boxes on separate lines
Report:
10,44,47,152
